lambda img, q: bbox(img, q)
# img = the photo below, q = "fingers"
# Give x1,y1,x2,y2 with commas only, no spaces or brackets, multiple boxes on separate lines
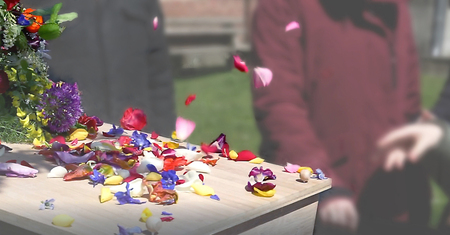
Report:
377,125,418,150
319,198,359,232
384,148,407,172
408,125,442,162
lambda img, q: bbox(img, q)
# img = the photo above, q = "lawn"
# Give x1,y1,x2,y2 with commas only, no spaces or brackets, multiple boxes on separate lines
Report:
175,70,449,229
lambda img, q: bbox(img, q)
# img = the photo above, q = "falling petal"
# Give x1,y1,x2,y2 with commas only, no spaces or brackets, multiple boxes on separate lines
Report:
284,163,300,173
185,94,196,106
233,55,248,72
285,21,300,32
153,16,158,30
175,117,196,141
253,67,273,89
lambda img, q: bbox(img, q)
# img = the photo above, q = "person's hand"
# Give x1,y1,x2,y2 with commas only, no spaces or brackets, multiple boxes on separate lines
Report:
318,197,359,232
378,123,443,171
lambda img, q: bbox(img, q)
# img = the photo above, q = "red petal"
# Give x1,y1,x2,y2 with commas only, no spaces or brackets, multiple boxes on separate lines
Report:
151,131,159,139
161,216,174,222
233,55,248,73
70,138,79,145
102,132,115,137
20,160,34,169
118,136,132,146
199,174,204,182
185,94,196,106
120,108,147,131
49,136,66,144
6,159,16,163
176,179,186,185
201,143,217,155
235,150,257,161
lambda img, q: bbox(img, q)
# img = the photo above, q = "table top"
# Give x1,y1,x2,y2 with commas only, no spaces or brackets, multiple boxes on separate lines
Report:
0,124,331,235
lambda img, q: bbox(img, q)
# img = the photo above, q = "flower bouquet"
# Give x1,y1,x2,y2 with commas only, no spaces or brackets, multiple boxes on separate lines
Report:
0,0,83,143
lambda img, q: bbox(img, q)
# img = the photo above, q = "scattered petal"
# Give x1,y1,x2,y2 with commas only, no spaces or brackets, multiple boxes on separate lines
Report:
297,167,313,174
284,163,300,173
233,55,248,72
150,131,159,139
175,117,195,141
253,67,273,89
235,150,257,161
191,183,215,196
47,166,67,178
39,199,55,210
100,187,114,203
161,211,172,216
104,175,124,185
249,157,264,164
210,194,220,201
141,208,153,222
120,108,147,131
52,214,75,227
229,150,238,160
285,21,300,32
161,216,174,222
253,187,276,197
69,128,89,141
185,94,196,106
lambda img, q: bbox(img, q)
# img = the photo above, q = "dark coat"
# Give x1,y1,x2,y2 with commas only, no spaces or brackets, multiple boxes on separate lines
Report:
251,0,421,200
22,0,176,136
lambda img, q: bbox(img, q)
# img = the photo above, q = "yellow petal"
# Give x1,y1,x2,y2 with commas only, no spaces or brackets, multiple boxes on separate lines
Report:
140,208,153,222
52,214,75,227
229,150,238,160
69,129,88,141
146,172,162,181
16,107,26,118
297,167,314,174
19,114,30,127
249,157,265,164
164,142,179,149
100,187,114,203
191,183,215,196
171,131,178,140
253,187,276,197
33,138,43,147
104,175,123,185
143,147,153,152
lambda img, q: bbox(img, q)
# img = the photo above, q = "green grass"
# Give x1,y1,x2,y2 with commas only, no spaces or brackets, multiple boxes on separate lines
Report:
174,70,261,153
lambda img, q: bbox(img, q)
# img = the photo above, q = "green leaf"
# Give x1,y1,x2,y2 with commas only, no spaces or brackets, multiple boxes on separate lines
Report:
30,7,53,16
20,59,28,70
50,3,63,23
56,12,78,23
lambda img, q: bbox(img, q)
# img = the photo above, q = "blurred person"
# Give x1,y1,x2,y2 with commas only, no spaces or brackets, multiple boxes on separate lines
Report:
250,0,435,234
22,0,176,136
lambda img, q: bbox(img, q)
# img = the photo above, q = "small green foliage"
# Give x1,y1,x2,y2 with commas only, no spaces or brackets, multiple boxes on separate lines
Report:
0,113,29,143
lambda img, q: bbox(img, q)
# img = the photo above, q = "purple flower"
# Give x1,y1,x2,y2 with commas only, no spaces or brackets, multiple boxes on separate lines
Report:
315,168,327,180
246,167,276,192
89,169,105,187
130,131,151,150
105,124,124,137
38,82,83,133
39,198,55,210
114,183,146,205
117,224,142,235
17,15,30,26
161,170,178,190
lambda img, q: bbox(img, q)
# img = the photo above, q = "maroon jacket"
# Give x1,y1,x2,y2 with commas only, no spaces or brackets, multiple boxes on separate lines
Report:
251,0,420,200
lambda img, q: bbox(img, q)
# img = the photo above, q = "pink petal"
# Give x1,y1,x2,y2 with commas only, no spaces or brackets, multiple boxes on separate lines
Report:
153,17,158,30
175,117,196,141
284,163,300,173
253,67,273,88
285,21,300,32
233,55,248,73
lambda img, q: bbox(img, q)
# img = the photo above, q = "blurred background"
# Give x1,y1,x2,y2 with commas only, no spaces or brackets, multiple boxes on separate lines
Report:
162,0,448,154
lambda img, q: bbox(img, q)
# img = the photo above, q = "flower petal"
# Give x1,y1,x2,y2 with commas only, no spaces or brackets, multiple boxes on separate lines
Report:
285,21,300,32
235,150,257,161
153,16,158,30
284,163,300,173
253,187,276,197
233,55,248,73
253,67,273,89
175,117,195,141
191,183,215,196
185,94,196,106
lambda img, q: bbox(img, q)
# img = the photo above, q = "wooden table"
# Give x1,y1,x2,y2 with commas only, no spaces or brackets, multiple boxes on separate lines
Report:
0,125,331,235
